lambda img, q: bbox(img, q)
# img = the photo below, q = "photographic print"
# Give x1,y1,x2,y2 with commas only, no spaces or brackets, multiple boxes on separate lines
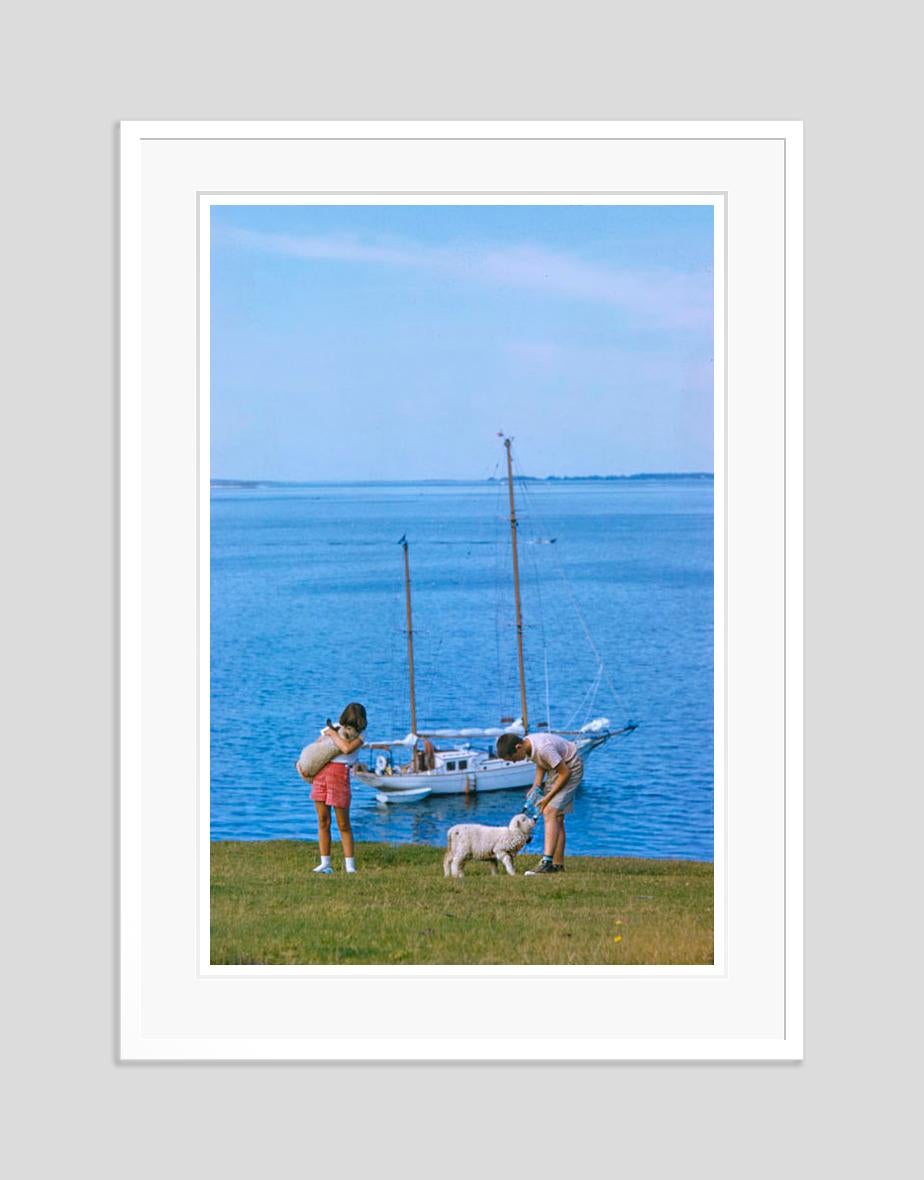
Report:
208,200,716,966
122,121,800,1059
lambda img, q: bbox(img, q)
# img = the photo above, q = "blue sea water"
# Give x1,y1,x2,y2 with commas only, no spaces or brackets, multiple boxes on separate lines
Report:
210,478,713,861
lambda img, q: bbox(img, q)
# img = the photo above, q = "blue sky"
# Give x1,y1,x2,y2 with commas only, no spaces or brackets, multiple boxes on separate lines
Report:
211,204,713,480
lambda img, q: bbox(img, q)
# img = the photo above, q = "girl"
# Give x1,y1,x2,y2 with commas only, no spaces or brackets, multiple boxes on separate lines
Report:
302,702,367,873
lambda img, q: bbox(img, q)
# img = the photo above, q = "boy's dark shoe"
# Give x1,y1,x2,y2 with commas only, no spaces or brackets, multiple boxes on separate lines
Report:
524,858,557,875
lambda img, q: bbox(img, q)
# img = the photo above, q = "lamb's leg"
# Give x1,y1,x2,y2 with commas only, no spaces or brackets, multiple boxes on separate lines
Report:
444,833,458,877
488,859,498,876
451,856,466,878
498,853,516,876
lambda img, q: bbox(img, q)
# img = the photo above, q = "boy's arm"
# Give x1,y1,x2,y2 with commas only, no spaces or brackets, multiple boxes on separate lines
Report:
523,763,544,803
537,761,570,809
323,728,364,755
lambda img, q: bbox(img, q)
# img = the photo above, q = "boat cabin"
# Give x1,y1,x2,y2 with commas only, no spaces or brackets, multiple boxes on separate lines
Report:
432,747,488,774
367,743,492,778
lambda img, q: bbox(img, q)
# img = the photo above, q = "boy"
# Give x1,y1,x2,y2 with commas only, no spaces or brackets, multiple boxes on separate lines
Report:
495,731,584,874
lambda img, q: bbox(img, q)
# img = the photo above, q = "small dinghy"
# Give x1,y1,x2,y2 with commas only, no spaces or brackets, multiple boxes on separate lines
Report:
375,786,432,804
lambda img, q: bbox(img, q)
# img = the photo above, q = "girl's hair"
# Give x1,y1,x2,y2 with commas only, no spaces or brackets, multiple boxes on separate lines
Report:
339,702,368,732
496,733,524,760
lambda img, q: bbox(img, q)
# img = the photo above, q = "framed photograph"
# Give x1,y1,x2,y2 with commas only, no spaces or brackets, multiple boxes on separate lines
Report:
120,120,802,1059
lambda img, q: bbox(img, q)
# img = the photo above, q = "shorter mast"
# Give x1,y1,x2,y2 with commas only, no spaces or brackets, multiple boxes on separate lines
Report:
401,536,418,735
504,437,529,733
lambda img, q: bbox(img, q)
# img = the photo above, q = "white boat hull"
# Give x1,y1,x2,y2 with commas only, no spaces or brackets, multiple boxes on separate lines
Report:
354,736,609,797
356,759,533,795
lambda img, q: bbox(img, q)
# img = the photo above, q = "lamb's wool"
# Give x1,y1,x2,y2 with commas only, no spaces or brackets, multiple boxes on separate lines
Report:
296,723,360,781
442,813,536,878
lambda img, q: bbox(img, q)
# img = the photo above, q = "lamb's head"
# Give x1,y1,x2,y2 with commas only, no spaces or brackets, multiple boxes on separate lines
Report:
508,813,536,845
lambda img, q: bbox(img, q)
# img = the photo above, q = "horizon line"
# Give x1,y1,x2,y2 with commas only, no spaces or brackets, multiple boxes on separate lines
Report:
211,472,714,486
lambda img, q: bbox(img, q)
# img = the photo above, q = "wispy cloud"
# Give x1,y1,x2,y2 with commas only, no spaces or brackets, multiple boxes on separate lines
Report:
506,338,713,391
220,226,712,329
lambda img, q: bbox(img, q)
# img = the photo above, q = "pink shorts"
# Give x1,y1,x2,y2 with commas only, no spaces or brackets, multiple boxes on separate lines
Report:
310,762,351,809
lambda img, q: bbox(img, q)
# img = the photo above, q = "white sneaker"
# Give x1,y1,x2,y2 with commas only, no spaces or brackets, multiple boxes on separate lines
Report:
345,866,357,874
313,864,333,874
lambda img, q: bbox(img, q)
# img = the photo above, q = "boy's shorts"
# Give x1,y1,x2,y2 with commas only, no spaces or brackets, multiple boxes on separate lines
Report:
310,762,352,809
543,752,584,814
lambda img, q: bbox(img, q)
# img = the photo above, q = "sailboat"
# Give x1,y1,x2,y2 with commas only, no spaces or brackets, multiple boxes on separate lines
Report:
353,436,636,802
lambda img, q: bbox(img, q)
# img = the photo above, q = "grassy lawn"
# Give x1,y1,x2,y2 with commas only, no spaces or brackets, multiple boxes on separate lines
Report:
211,841,713,966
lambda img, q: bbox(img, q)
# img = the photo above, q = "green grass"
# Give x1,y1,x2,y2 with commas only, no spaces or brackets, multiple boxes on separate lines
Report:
210,841,713,966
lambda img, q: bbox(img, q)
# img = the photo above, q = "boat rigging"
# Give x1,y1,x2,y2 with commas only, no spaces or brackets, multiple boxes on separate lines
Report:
353,436,636,802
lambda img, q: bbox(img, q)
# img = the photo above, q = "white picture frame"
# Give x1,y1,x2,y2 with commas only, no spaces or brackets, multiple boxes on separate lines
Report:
120,120,802,1060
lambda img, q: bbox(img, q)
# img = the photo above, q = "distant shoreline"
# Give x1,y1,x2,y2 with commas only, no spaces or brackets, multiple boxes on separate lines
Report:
211,473,714,489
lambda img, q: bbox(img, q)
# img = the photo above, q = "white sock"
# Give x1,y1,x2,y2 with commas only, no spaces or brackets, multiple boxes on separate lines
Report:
314,855,331,872
344,857,356,873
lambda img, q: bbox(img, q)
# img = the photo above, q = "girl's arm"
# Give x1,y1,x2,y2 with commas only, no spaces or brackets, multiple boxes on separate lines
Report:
323,728,364,755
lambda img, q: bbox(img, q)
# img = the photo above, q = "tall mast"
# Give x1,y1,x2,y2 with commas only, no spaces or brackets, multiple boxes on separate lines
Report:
401,537,418,734
504,437,529,732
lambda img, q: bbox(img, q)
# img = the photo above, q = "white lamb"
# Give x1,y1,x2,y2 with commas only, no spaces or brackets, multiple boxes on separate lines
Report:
442,813,536,878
